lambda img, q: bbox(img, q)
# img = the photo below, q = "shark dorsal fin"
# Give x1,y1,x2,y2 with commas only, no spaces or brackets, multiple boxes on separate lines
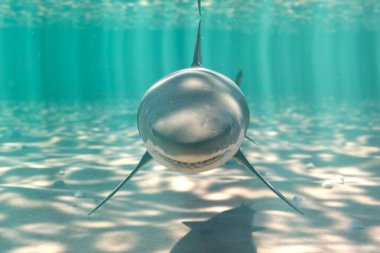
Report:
191,20,202,67
191,0,202,67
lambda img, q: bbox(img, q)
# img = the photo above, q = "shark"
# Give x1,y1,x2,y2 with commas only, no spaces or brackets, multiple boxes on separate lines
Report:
89,0,303,215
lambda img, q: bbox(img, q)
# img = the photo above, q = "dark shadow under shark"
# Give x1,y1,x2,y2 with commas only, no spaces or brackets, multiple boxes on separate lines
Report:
171,204,264,253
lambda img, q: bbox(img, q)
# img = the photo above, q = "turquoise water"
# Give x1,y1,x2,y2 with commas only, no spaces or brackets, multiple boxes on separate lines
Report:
1,0,379,103
1,2,380,253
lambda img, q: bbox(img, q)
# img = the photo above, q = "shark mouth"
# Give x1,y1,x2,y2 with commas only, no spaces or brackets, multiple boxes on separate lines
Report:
157,151,226,169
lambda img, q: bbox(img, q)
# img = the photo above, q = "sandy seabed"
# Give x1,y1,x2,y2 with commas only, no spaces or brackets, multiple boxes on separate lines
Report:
0,99,379,253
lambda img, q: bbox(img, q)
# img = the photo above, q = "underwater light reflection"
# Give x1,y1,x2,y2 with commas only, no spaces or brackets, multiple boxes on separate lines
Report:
75,220,116,229
169,176,195,192
95,231,136,253
20,223,65,235
10,243,66,253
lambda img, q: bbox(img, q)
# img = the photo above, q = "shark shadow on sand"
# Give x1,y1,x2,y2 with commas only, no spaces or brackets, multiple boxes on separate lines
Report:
171,204,264,253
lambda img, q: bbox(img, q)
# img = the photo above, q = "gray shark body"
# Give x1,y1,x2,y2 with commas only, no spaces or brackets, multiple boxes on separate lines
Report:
138,67,249,173
89,1,303,216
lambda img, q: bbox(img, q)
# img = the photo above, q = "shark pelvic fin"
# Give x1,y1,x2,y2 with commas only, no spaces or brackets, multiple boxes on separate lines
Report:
88,151,152,215
234,149,304,215
235,70,243,87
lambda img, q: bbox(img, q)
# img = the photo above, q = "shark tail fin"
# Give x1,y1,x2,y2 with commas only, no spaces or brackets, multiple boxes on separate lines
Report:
234,149,304,215
88,151,152,215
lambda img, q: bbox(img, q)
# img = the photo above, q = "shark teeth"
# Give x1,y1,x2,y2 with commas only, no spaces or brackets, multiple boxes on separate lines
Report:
158,152,226,169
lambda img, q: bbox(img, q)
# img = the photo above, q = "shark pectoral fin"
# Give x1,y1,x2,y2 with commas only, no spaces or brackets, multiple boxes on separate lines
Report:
234,70,243,87
88,151,153,215
233,150,304,215
245,135,261,150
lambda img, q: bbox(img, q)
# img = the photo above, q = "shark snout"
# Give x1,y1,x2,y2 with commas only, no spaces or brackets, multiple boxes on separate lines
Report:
150,113,234,156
